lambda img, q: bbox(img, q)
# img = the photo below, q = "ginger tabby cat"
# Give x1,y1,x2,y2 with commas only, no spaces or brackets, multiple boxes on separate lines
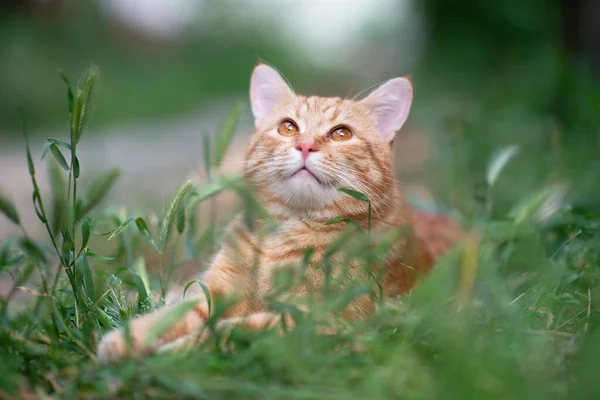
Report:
97,64,463,362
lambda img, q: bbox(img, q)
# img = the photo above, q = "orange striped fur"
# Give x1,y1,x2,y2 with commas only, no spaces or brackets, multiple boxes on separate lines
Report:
97,64,463,362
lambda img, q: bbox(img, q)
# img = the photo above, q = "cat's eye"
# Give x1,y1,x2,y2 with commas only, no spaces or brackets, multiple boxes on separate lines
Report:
277,119,299,137
329,126,353,142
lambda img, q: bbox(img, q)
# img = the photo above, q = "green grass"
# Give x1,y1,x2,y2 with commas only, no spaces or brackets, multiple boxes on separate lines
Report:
1,67,600,399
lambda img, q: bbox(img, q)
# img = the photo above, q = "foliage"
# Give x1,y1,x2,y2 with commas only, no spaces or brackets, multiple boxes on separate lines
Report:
0,67,599,400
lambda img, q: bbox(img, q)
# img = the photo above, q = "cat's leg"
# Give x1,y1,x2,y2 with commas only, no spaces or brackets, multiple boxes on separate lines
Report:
96,297,208,362
96,251,250,362
156,312,295,354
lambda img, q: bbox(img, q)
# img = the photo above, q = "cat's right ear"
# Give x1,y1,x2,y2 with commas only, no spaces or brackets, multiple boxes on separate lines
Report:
250,64,294,126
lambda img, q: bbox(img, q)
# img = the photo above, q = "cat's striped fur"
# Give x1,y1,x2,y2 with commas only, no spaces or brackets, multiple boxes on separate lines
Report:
97,64,463,362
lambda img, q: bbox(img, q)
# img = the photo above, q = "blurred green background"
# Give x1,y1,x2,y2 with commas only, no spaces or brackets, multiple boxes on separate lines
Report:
2,2,600,397
0,0,599,231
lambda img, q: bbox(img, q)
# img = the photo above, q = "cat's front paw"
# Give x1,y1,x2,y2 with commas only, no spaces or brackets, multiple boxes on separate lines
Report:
97,328,149,363
97,329,128,363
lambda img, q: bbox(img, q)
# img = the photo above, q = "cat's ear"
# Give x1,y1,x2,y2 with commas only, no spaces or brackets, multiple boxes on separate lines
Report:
361,77,413,142
250,63,294,126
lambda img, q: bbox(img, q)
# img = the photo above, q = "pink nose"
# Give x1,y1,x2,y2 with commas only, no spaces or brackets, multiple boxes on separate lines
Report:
296,141,316,160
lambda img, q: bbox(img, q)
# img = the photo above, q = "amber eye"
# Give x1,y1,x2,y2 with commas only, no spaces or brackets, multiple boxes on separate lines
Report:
329,126,353,142
277,119,299,137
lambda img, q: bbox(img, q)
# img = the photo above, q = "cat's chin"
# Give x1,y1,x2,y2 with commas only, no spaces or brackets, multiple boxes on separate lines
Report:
269,175,340,211
290,167,322,184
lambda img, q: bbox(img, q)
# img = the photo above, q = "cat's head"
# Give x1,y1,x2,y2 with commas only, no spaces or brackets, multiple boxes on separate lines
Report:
244,63,412,221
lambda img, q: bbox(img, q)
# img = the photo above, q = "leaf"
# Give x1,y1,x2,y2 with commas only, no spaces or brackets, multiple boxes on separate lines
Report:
19,237,48,265
47,138,72,150
49,143,70,171
325,216,345,225
197,281,212,319
486,145,519,187
52,303,67,333
135,217,161,253
202,132,211,178
80,218,91,253
214,103,242,167
78,168,120,219
561,292,580,305
20,108,35,176
40,143,52,161
32,190,47,224
330,284,374,313
116,267,150,306
75,253,95,302
60,228,75,259
456,232,481,310
85,251,114,261
508,184,568,224
133,256,150,296
159,181,194,249
73,156,80,179
71,66,98,146
187,178,236,208
324,227,358,258
107,217,135,241
185,204,198,257
0,241,12,268
563,274,580,285
143,300,199,346
302,247,315,267
0,193,20,225
339,188,370,202
48,160,67,235
58,70,74,114
176,202,186,234
183,280,197,299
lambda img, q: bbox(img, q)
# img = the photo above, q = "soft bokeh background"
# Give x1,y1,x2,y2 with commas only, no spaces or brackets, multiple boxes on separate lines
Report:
2,3,600,397
1,0,599,240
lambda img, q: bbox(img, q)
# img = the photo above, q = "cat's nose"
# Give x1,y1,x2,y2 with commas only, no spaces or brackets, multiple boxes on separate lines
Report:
295,141,317,160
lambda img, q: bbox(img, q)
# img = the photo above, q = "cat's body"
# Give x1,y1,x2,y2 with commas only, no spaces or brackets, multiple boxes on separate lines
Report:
97,64,463,362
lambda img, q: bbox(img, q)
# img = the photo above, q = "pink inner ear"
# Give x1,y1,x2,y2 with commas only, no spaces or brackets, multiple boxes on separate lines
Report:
362,78,413,142
250,64,293,126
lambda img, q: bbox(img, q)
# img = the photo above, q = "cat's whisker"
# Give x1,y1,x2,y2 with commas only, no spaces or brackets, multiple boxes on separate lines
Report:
319,162,394,202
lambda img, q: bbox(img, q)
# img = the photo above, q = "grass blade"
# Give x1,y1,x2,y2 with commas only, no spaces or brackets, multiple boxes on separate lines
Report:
48,160,67,234
486,145,519,187
159,180,194,249
197,281,212,319
0,193,20,225
58,70,74,114
107,217,135,241
339,188,370,202
214,103,242,167
202,132,211,179
143,299,199,346
183,280,197,299
71,65,98,146
47,138,72,150
75,252,96,302
176,201,186,234
49,143,70,171
135,217,161,253
78,168,120,219
73,156,80,179
187,178,235,208
80,218,91,253
325,216,344,225
133,256,151,297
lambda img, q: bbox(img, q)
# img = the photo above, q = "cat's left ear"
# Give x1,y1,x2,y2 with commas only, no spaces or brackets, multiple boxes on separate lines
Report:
361,77,413,142
250,63,294,127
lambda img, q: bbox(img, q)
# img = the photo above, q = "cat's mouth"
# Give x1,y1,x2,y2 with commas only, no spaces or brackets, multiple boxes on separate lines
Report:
291,166,322,184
